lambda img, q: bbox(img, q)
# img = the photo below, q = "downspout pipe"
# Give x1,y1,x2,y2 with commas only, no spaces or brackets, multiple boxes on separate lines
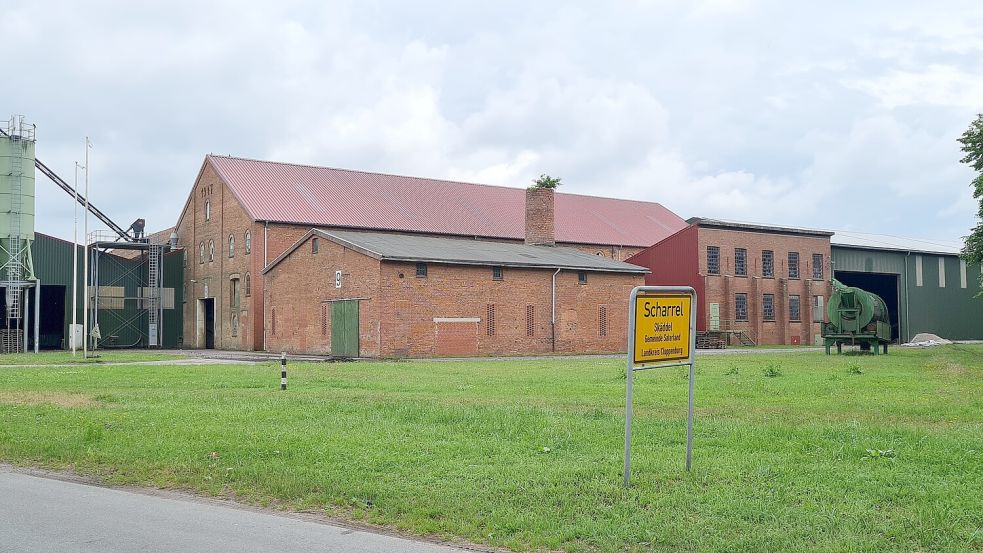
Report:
904,251,911,343
551,268,561,353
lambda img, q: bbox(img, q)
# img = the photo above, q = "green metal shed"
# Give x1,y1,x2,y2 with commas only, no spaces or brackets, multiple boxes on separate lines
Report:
831,231,983,342
26,233,183,349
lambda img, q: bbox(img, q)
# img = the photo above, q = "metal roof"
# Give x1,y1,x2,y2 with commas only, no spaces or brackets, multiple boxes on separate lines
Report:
687,217,834,237
207,155,686,247
264,229,651,274
831,230,963,256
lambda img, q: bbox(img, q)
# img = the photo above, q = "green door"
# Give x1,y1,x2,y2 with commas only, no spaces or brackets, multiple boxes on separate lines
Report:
331,300,359,357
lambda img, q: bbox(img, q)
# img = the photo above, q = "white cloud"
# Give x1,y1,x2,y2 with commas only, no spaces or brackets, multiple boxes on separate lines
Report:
8,0,983,245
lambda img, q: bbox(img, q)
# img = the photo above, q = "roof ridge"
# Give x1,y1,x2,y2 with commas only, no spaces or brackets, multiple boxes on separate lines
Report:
206,154,670,207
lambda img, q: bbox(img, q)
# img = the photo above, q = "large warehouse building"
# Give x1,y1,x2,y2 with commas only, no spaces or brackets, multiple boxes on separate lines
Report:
627,218,834,346
831,231,983,342
174,155,685,354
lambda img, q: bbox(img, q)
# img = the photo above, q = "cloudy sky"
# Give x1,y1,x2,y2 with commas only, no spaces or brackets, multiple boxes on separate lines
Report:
9,0,983,245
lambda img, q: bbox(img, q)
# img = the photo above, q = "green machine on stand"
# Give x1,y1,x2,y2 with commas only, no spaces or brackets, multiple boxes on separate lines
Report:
822,279,892,355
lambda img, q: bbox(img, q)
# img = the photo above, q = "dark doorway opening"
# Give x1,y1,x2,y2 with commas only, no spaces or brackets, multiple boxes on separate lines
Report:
26,285,66,350
834,271,900,342
202,298,215,349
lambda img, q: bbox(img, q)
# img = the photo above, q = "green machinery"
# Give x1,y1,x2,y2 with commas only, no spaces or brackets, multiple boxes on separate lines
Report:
822,279,892,354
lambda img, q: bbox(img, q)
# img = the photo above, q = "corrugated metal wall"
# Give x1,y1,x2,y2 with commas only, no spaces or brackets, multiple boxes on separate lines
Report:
832,246,983,341
31,233,184,349
625,225,706,330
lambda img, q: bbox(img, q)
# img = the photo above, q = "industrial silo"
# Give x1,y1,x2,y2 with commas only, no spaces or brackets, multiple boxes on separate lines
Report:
0,116,37,352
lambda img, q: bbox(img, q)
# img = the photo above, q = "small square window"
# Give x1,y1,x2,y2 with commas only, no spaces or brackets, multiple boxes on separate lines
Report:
416,262,428,278
492,266,503,280
312,237,319,254
578,271,588,284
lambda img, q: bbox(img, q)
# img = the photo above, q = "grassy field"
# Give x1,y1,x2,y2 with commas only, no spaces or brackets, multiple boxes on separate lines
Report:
0,351,184,365
0,347,981,552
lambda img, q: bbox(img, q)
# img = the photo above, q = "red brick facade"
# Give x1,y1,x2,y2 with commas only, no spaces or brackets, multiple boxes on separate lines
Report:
174,158,652,353
628,223,833,346
264,234,643,357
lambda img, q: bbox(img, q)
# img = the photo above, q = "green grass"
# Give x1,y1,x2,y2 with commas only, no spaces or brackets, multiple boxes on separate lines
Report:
0,351,183,365
1,347,981,552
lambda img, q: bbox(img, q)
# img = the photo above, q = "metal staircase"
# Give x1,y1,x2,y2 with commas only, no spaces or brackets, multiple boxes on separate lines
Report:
2,125,27,353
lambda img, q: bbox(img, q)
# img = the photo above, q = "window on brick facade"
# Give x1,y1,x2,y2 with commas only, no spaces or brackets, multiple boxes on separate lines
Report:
788,252,800,279
204,200,211,221
735,293,748,321
735,248,747,277
229,234,235,258
762,294,775,321
416,262,427,278
486,304,495,336
812,253,823,280
208,240,215,263
198,242,204,264
230,278,240,308
244,230,251,254
183,249,187,268
492,266,503,281
789,295,801,321
321,304,328,336
707,246,720,275
244,272,251,297
599,306,608,337
762,250,774,278
231,312,238,337
312,237,319,255
578,271,588,284
271,308,276,336
526,305,535,336
813,295,824,322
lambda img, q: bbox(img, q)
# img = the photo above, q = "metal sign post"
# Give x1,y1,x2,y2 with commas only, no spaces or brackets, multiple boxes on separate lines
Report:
624,286,697,487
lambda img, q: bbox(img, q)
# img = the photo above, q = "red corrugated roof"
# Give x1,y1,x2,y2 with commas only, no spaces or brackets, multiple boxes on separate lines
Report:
207,155,686,247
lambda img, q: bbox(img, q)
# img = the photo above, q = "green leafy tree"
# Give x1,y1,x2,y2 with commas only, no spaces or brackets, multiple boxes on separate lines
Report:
958,114,983,290
531,174,562,189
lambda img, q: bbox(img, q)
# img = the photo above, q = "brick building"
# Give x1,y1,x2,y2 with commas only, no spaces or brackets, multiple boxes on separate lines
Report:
174,155,683,352
264,229,646,357
627,218,833,346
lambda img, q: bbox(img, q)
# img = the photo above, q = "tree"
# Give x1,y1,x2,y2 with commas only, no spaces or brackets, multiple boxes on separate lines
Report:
957,114,983,290
530,174,562,189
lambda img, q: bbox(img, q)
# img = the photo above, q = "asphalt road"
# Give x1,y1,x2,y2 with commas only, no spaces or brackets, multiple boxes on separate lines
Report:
0,469,473,553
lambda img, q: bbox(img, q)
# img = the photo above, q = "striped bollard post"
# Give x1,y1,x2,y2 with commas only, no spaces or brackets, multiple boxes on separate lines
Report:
280,352,287,391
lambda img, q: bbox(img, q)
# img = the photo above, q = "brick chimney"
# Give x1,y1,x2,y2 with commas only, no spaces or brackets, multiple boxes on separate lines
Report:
525,187,555,246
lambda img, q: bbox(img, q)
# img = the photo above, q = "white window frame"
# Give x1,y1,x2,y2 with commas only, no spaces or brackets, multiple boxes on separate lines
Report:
960,259,967,289
915,255,923,287
938,257,945,288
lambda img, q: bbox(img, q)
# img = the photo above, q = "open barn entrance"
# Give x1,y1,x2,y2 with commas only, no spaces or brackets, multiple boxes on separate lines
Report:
28,285,66,350
834,271,900,342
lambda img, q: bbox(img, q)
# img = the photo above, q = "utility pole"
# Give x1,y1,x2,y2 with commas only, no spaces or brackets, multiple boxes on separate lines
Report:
71,162,81,356
82,138,91,358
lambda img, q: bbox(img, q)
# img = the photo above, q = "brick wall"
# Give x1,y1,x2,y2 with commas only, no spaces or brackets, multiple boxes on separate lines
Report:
569,244,646,261
264,234,643,357
264,233,382,356
175,163,259,351
697,227,832,345
379,263,641,357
